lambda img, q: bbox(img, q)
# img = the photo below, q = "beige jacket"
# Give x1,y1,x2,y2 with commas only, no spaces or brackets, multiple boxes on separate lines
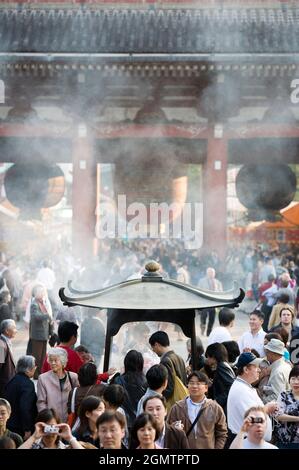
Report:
37,370,79,422
167,397,227,449
261,358,292,404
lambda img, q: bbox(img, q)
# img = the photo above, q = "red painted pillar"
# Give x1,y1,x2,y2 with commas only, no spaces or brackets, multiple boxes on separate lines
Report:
72,125,97,260
203,131,228,259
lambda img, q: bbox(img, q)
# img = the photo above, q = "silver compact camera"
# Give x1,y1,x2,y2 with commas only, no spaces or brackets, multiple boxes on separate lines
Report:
43,424,59,434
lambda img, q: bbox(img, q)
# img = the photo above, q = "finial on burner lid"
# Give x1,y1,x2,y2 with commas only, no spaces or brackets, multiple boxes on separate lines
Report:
145,260,161,273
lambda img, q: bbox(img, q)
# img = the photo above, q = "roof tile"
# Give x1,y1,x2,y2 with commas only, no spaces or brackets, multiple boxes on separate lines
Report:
0,8,298,54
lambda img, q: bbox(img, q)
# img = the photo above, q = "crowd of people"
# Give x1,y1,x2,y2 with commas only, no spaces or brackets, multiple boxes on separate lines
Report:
0,241,299,450
0,315,298,450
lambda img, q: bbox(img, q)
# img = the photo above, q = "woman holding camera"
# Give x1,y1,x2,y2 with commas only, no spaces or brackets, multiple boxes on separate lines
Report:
18,408,81,449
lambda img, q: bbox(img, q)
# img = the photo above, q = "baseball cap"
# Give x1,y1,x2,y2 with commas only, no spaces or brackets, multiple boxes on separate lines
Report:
236,352,263,368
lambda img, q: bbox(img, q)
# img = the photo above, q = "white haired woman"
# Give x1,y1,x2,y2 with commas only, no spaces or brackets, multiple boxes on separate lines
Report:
37,347,79,423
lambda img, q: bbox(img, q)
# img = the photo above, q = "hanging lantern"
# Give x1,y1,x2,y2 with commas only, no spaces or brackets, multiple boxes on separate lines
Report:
4,162,65,219
108,100,188,233
114,142,188,228
197,79,240,121
236,164,297,221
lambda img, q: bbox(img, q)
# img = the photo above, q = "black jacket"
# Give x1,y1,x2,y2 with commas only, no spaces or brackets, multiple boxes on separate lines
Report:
114,373,147,429
212,361,235,414
0,303,13,322
4,372,37,436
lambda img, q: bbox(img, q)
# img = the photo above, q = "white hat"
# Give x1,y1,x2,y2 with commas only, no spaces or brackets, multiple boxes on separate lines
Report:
264,338,285,355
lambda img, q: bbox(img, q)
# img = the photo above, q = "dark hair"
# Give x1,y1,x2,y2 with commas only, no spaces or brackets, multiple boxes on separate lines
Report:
58,321,79,343
131,413,160,448
75,345,89,354
277,293,290,304
146,364,168,391
194,337,204,357
78,362,98,387
205,342,228,363
124,350,144,374
0,291,10,303
186,337,205,365
187,371,209,385
35,408,61,445
78,395,104,437
0,436,16,449
289,365,299,382
222,341,240,363
143,394,167,411
36,408,60,424
250,310,264,321
265,332,283,343
250,349,260,358
103,385,126,408
218,308,235,326
149,331,169,347
96,410,126,429
272,327,289,346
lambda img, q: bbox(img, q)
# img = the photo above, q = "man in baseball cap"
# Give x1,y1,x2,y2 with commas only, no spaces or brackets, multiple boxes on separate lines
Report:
235,352,263,369
227,352,276,446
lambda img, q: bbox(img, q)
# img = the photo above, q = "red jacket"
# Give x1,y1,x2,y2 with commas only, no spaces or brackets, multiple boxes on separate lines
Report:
259,281,275,302
41,345,109,382
42,345,83,374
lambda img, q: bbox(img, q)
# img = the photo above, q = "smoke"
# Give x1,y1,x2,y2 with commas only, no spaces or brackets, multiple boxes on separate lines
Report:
0,3,298,299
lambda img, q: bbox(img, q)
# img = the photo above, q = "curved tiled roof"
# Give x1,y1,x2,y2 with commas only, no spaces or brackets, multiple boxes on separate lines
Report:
0,7,299,54
60,274,245,310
